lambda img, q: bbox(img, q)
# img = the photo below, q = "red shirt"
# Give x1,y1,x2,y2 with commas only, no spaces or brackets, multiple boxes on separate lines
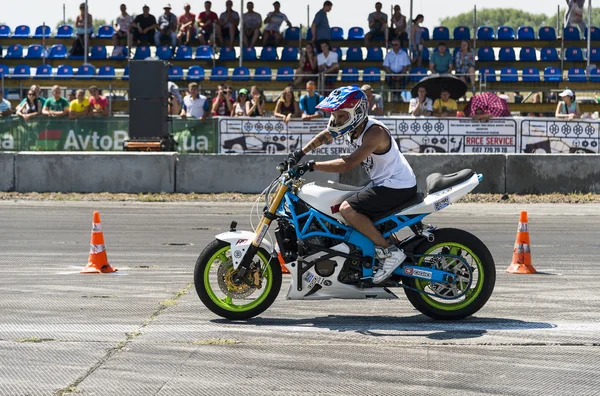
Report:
211,97,234,116
89,95,108,111
199,11,218,29
178,13,196,32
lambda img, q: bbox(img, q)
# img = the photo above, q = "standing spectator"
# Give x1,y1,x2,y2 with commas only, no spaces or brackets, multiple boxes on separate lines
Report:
182,83,209,119
198,1,218,45
232,88,249,116
18,84,46,109
294,42,319,86
67,90,76,102
246,86,266,117
364,2,388,48
112,4,134,48
299,81,324,119
429,42,454,74
555,89,582,119
514,92,523,104
88,86,109,117
72,3,93,56
408,86,433,116
242,2,262,48
216,0,240,49
433,88,457,117
361,84,384,116
177,3,197,46
0,91,12,117
16,89,42,120
263,1,292,47
274,87,300,123
390,5,408,47
42,86,69,118
383,38,410,102
212,85,234,116
455,40,476,91
410,14,424,67
132,5,157,46
155,4,178,47
311,1,332,49
69,89,90,119
565,0,586,33
317,42,339,93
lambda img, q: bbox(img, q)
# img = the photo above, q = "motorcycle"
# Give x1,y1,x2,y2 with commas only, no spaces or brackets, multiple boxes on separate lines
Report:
194,164,496,321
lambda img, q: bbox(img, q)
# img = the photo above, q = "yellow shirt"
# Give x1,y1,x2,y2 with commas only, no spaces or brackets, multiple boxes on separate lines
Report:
433,98,457,112
69,98,90,113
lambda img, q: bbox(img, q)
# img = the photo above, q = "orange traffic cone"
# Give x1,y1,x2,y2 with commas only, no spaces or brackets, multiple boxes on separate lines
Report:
278,251,290,274
506,211,537,274
81,211,118,274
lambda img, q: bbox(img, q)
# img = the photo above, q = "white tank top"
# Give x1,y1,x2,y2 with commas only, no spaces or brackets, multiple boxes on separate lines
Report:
347,117,417,189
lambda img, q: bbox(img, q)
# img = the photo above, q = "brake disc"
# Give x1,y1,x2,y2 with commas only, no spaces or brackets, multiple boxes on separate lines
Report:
217,262,258,299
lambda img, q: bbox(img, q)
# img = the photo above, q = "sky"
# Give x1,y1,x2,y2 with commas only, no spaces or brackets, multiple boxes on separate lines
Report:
1,0,568,34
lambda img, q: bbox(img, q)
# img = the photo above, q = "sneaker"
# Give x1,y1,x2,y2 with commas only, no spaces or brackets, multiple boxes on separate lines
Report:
373,246,406,284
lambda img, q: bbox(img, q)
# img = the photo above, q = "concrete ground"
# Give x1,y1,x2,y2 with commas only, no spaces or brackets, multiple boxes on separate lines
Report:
0,201,599,396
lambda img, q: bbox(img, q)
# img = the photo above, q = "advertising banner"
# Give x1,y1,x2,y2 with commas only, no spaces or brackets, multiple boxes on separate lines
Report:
520,118,600,153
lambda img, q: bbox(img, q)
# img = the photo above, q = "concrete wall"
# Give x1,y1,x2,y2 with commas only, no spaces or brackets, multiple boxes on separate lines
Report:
0,152,15,191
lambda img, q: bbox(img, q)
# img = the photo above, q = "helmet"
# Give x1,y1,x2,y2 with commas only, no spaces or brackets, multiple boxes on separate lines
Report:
316,86,368,138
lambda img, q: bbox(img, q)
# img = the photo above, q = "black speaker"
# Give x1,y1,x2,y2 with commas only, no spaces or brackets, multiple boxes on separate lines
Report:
129,100,169,138
129,60,168,99
129,60,169,139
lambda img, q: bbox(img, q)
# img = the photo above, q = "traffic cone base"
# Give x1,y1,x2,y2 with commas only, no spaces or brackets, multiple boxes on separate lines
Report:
506,211,537,274
81,211,118,274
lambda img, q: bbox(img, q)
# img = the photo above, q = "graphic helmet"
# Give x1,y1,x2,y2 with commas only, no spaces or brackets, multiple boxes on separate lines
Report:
316,86,368,138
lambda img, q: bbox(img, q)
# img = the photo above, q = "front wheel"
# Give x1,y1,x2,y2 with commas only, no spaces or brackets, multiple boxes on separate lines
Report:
403,228,496,320
194,239,282,320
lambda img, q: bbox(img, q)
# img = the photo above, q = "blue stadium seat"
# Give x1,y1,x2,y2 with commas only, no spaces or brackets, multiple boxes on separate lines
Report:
331,26,344,40
585,27,600,40
565,47,584,61
478,67,496,82
49,44,67,59
453,26,470,40
90,45,107,60
362,67,381,83
210,66,228,81
33,25,52,39
477,26,495,40
281,46,298,61
422,47,430,62
284,27,300,41
408,67,427,82
232,66,250,81
348,26,364,40
5,44,23,59
156,46,173,60
55,25,74,38
97,65,116,79
34,64,53,79
500,67,518,82
522,67,540,82
432,26,449,41
590,48,600,61
219,47,236,60
568,67,587,82
25,45,44,59
497,26,515,40
122,66,129,80
519,47,537,61
517,26,535,40
345,47,363,61
187,66,205,81
544,66,563,82
421,27,430,41
477,47,495,61
498,47,516,61
13,25,31,38
12,64,31,79
540,47,559,61
538,26,556,41
341,66,359,82
76,65,95,79
253,66,272,81
56,64,74,80
168,66,184,80
134,46,151,59
195,45,213,59
276,66,294,82
260,46,278,60
0,25,10,38
0,64,8,77
590,67,600,82
97,25,114,39
241,47,257,60
366,46,383,61
331,47,342,60
563,26,581,41
175,45,192,59
109,46,128,59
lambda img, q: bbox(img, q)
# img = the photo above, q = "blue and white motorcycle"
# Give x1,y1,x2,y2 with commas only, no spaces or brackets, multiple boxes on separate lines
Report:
194,165,496,320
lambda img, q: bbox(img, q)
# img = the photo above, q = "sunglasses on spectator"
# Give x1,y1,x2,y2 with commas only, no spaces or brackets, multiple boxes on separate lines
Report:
28,92,35,96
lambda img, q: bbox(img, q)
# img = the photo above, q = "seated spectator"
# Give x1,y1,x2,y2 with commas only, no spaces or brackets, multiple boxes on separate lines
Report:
0,91,12,117
155,4,178,47
311,1,333,49
212,85,234,116
182,82,209,119
246,86,265,117
132,5,157,46
72,3,93,56
67,90,76,103
25,85,46,108
455,40,476,91
16,89,42,120
361,84,384,115
364,2,388,47
113,4,134,48
555,89,581,120
317,42,339,93
69,89,90,119
383,38,410,102
197,1,218,45
514,91,523,104
242,2,262,48
42,85,69,118
408,86,433,116
472,108,493,121
410,14,425,66
294,42,319,86
433,88,457,117
216,0,240,49
232,88,249,116
177,3,197,46
430,42,453,74
390,5,408,47
274,87,300,123
300,81,325,119
263,1,292,47
88,86,109,117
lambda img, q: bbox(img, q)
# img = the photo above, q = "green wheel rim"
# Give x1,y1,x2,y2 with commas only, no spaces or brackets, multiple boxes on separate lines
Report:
203,246,273,312
415,243,484,311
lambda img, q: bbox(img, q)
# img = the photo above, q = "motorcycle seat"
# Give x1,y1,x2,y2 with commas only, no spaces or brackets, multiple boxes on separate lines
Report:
373,192,425,221
426,169,475,195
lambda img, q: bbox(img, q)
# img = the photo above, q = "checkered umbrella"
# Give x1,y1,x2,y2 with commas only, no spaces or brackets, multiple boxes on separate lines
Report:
463,92,511,117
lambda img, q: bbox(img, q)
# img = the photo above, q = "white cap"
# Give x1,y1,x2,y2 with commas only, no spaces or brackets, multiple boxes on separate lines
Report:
559,89,574,97
498,94,509,102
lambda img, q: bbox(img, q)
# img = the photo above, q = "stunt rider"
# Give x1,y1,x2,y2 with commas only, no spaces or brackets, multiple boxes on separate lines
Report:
289,86,418,284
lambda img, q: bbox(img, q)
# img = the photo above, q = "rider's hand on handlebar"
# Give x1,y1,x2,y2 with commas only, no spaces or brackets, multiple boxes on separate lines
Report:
290,160,315,177
287,149,305,167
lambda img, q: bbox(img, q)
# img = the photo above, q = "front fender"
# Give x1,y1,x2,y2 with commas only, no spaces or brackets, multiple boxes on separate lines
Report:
215,230,275,269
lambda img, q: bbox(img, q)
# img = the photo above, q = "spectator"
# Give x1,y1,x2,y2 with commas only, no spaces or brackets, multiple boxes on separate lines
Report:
317,42,339,93
198,1,218,45
472,108,493,121
433,88,457,117
390,5,408,47
246,86,265,117
294,42,319,86
565,0,586,33
383,38,410,102
216,0,240,49
361,84,384,115
19,85,46,108
514,92,523,104
455,40,476,91
364,2,388,48
177,3,197,46
155,4,178,47
232,88,249,116
528,92,543,117
67,90,76,102
211,85,234,116
429,42,453,74
409,14,424,67
112,4,134,48
132,5,157,46
69,89,90,119
299,81,324,119
408,86,433,116
182,82,209,119
0,91,12,117
262,1,292,47
311,1,332,49
242,2,262,48
274,87,300,123
16,89,42,120
555,89,581,120
72,3,93,57
88,86,109,117
42,85,69,118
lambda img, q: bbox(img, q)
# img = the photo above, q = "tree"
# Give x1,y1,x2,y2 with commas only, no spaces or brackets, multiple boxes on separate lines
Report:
56,18,108,33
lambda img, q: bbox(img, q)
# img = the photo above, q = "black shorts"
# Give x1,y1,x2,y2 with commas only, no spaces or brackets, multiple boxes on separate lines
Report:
346,185,418,220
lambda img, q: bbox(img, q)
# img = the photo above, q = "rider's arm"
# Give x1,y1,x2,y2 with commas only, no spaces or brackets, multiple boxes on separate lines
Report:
301,129,333,154
313,127,384,173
